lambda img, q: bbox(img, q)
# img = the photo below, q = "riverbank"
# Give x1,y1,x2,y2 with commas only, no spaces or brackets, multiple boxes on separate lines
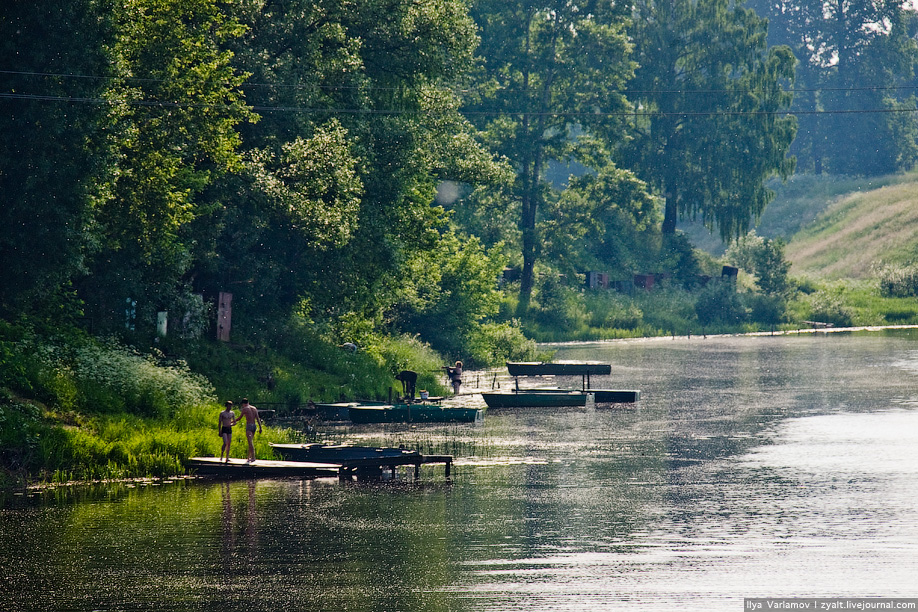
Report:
0,320,454,490
4,313,917,490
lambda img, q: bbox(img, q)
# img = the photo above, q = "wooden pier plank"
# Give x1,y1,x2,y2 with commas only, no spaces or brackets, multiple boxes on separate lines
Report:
186,453,454,480
186,457,341,478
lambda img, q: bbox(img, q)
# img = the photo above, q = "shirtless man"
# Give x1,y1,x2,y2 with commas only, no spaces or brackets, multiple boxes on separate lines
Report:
218,401,236,463
238,398,262,462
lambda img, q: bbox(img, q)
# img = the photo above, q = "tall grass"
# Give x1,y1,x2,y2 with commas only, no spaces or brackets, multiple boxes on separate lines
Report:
0,327,294,487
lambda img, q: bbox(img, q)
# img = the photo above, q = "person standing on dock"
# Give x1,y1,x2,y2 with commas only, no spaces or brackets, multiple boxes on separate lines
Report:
218,401,236,463
446,361,463,395
238,398,262,462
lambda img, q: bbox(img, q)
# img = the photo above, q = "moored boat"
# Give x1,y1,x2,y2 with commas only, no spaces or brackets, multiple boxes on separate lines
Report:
591,389,641,404
481,389,589,408
347,403,483,424
271,442,420,463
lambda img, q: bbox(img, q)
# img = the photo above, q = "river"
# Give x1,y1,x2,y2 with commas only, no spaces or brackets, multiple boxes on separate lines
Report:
4,330,918,611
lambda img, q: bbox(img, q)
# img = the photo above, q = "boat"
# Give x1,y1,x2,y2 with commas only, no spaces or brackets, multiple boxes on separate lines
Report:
347,403,483,424
481,388,589,408
271,442,420,464
591,389,641,403
481,388,641,408
313,402,355,420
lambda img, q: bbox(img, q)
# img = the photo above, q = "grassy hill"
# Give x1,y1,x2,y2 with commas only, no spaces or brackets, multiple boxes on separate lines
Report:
682,171,918,279
783,172,918,279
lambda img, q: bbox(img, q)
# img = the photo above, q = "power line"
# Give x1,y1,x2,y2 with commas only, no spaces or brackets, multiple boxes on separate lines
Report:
2,90,916,117
3,68,918,97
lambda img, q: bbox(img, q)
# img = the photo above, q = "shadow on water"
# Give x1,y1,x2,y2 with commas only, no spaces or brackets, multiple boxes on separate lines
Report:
6,330,918,611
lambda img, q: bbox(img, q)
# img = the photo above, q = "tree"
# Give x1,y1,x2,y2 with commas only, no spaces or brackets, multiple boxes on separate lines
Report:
393,233,507,360
198,0,508,338
620,0,797,240
466,0,635,313
78,0,255,330
748,0,918,175
0,0,112,318
725,230,790,296
543,155,658,278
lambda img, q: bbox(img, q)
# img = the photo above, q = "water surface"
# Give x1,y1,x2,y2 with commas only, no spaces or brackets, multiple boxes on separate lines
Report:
5,331,918,611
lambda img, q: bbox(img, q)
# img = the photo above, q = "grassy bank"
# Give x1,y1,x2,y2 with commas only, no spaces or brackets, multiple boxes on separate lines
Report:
0,319,457,489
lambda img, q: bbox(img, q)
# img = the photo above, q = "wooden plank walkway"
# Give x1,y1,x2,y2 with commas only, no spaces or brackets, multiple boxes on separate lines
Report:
186,457,341,478
186,454,454,480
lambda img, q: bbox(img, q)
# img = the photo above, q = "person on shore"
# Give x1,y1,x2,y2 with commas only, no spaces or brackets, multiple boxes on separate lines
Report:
238,398,262,462
395,370,418,400
218,401,236,463
447,361,463,395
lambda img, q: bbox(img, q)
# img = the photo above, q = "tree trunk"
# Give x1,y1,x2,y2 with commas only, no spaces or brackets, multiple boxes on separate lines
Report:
661,194,677,235
517,172,539,315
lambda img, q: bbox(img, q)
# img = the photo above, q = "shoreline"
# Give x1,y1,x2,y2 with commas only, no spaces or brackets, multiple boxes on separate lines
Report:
539,324,918,347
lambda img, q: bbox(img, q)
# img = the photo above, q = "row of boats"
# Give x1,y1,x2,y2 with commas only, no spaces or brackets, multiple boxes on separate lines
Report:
311,361,640,424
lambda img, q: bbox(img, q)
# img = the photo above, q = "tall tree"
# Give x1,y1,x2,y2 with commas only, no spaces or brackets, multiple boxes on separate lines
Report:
620,0,797,240
79,0,255,330
467,0,635,312
748,0,918,175
201,0,507,337
0,0,112,318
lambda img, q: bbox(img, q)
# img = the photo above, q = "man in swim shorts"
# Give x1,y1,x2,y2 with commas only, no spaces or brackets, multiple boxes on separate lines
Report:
218,401,236,462
238,398,262,462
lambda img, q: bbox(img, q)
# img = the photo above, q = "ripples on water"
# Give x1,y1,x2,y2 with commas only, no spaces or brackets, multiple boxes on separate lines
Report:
5,332,918,611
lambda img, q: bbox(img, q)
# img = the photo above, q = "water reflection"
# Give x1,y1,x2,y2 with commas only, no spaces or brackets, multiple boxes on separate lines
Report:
5,331,918,611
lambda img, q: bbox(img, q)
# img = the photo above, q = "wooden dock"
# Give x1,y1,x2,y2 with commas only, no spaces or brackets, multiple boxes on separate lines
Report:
186,453,454,480
186,457,341,478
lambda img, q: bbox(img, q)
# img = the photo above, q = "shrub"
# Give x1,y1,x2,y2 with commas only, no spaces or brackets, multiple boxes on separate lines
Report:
367,334,449,396
877,263,918,298
694,280,748,326
466,320,539,366
533,275,586,331
725,231,791,296
806,290,854,327
634,286,698,335
747,293,786,325
584,293,644,329
68,340,215,417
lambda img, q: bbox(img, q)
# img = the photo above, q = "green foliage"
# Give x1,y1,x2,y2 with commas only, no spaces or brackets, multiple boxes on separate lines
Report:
465,321,540,366
0,392,57,486
622,0,797,239
694,280,748,327
631,287,699,336
876,263,918,298
394,233,506,361
801,289,855,327
726,231,791,296
364,334,450,397
584,293,645,330
81,0,256,333
466,0,636,309
531,275,587,333
746,293,787,325
0,1,111,318
750,0,918,176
